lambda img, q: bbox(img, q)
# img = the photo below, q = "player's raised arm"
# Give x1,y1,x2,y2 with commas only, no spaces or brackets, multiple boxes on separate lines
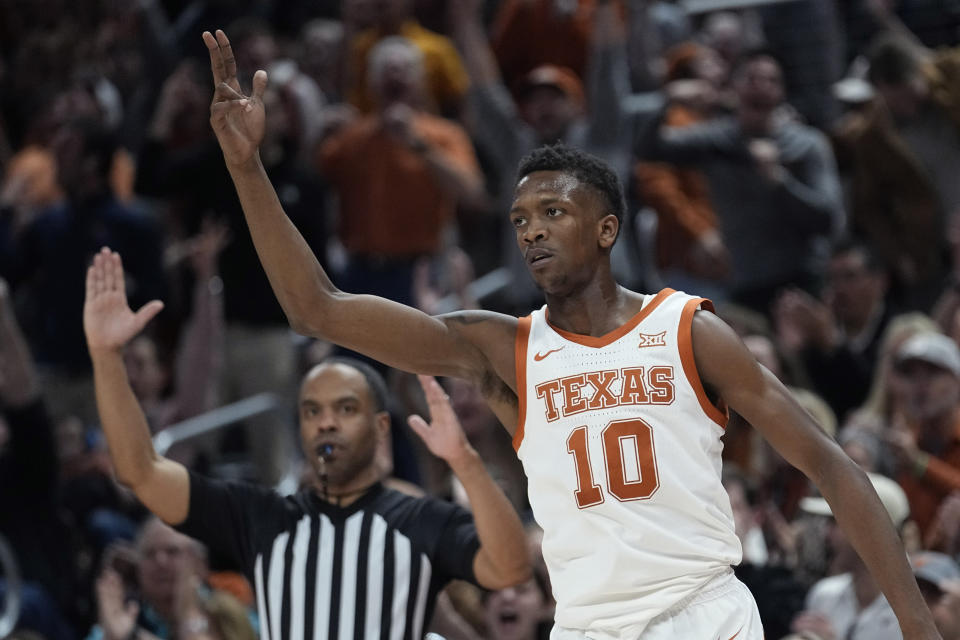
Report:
690,309,941,640
201,30,509,381
84,248,190,526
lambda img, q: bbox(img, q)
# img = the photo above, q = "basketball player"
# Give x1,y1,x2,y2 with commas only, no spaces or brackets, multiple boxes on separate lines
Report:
202,29,941,639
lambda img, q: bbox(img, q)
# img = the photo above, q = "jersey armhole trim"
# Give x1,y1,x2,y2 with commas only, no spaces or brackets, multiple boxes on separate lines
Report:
513,315,532,452
679,298,729,429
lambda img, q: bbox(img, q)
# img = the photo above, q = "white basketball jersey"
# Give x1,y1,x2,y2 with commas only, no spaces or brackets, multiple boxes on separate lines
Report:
514,289,742,637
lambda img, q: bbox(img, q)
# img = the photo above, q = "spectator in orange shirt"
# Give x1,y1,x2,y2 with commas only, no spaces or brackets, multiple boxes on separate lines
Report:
884,331,960,548
634,43,731,299
319,36,483,305
346,0,469,116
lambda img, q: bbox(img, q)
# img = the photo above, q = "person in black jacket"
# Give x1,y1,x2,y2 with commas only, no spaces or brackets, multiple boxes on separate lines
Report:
774,240,891,421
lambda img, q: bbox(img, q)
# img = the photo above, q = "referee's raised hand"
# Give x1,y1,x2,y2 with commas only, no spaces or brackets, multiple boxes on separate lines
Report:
408,375,476,469
84,248,164,354
409,375,531,589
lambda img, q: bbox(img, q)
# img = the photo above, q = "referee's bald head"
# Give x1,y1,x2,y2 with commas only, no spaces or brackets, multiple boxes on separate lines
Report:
301,357,389,414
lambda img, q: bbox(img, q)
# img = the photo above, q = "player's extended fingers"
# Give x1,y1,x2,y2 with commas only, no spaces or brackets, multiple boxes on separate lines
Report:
215,30,242,91
215,30,238,83
215,81,245,101
251,69,269,100
202,31,226,86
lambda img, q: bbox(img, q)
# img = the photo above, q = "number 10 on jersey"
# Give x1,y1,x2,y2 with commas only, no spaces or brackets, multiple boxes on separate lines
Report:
566,418,660,508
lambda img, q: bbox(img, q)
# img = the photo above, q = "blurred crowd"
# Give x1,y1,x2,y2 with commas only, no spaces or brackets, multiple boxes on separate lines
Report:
0,0,959,638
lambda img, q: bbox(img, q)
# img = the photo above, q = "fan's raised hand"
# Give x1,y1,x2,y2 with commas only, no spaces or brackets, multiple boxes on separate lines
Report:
202,29,268,168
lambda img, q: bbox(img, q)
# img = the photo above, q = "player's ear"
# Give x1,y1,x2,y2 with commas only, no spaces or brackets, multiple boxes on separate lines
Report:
598,214,619,249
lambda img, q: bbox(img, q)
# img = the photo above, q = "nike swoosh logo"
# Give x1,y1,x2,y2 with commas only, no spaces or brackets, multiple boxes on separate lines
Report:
724,626,743,640
534,347,564,361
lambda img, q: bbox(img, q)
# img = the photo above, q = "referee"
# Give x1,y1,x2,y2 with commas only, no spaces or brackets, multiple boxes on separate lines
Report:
83,248,531,639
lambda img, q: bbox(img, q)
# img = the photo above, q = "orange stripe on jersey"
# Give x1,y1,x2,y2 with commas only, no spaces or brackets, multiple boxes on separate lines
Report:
678,297,728,429
545,288,675,348
513,315,532,452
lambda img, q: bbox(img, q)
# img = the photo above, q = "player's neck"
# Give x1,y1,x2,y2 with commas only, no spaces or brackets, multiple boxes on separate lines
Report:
545,278,643,337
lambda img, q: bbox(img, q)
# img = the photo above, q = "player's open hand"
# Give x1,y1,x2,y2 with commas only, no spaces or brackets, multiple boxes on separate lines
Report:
408,375,476,468
84,248,164,354
202,29,267,168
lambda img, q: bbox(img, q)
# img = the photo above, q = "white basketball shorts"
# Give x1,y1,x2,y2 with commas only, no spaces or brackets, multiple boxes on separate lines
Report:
550,570,764,640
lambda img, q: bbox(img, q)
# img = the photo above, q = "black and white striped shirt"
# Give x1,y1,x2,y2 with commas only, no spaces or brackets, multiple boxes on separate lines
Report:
177,472,480,640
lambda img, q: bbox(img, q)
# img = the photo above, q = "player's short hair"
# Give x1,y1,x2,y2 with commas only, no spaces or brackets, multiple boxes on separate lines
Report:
320,356,390,413
515,143,626,238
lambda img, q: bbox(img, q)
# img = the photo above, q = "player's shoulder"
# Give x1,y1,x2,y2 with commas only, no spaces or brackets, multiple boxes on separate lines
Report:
636,287,720,324
678,294,743,360
632,286,703,306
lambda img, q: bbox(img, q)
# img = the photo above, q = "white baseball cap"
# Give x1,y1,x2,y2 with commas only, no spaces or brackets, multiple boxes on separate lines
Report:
895,332,960,377
799,472,909,527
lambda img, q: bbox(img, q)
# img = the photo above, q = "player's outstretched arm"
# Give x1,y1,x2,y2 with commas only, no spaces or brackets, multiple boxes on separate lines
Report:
201,30,510,381
690,310,941,640
408,375,531,589
84,248,189,526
